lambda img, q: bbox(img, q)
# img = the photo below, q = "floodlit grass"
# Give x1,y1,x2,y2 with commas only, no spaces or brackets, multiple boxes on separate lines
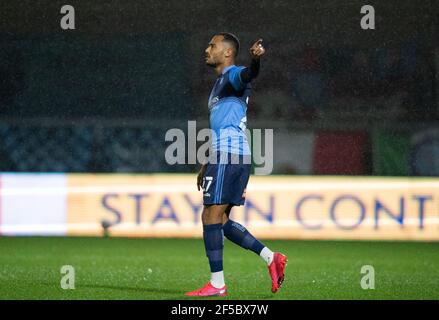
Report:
0,237,438,299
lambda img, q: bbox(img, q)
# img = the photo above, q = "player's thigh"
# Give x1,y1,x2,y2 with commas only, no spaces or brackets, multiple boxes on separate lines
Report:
202,204,229,224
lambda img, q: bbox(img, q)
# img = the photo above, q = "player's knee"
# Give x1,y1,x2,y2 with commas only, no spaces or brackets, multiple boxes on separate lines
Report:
202,205,224,224
201,207,210,224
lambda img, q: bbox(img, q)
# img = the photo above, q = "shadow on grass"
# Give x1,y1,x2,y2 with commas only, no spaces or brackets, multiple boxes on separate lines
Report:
78,283,182,295
12,280,182,296
5,279,277,299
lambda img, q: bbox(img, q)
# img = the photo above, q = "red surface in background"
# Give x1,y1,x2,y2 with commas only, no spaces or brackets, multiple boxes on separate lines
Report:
313,132,368,175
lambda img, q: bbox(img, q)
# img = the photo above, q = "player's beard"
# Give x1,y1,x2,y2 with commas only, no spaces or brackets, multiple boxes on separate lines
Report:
205,55,220,68
206,61,217,67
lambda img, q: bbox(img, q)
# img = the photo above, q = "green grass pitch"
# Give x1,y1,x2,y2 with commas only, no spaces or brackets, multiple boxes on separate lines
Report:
0,237,438,300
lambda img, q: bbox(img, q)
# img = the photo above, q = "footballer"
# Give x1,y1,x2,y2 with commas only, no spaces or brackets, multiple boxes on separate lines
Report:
185,33,287,297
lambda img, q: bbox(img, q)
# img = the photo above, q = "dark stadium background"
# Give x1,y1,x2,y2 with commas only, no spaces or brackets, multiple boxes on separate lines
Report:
1,0,439,302
0,0,437,176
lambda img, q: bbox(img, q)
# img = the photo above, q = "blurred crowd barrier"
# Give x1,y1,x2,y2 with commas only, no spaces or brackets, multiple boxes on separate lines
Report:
0,173,438,240
0,120,438,176
0,120,186,173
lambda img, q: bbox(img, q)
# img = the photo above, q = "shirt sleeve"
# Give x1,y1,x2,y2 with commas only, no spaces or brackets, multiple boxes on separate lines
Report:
228,66,246,91
240,59,260,83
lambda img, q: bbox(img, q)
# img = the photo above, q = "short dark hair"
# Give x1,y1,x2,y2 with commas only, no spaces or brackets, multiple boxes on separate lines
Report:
217,32,240,57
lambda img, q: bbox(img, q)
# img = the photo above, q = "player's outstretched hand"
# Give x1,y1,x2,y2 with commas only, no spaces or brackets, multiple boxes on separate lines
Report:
197,164,207,191
250,39,265,60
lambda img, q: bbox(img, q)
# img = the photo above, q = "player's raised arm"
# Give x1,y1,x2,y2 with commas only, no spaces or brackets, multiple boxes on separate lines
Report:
240,39,265,83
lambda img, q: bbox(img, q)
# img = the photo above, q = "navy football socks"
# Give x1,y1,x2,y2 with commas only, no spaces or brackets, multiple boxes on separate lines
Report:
203,223,224,273
222,219,265,255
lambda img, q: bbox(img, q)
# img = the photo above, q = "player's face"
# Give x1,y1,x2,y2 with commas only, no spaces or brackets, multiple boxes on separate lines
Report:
205,35,227,67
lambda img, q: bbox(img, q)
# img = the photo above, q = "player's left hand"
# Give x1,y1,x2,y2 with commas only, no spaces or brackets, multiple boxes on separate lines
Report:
197,164,207,191
250,39,265,60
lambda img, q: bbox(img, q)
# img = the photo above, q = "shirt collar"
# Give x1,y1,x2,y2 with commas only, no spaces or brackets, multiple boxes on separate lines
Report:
222,64,235,75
